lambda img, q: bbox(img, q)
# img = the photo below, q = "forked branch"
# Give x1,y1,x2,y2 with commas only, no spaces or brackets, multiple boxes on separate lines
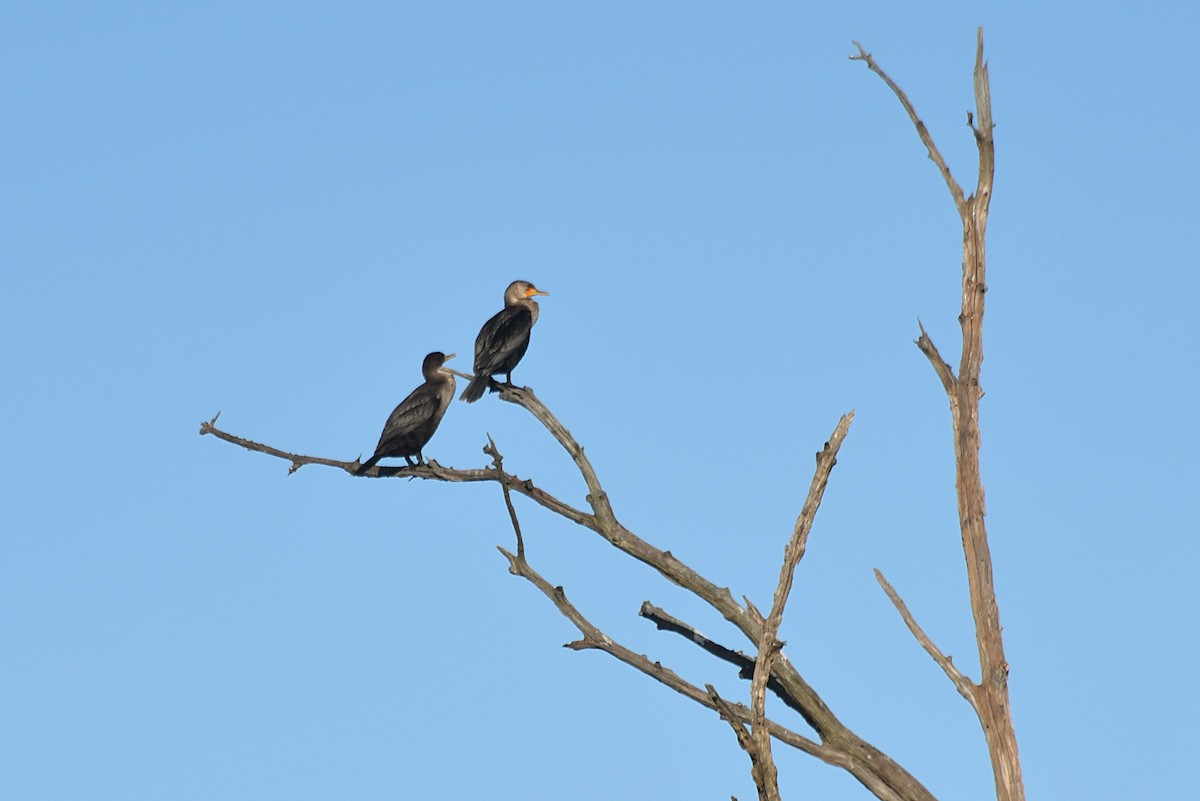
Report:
486,455,827,763
747,410,855,800
854,27,1022,801
498,528,835,765
201,391,933,801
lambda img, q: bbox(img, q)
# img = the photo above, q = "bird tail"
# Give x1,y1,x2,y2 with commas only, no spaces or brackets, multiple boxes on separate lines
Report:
460,374,489,403
355,454,381,475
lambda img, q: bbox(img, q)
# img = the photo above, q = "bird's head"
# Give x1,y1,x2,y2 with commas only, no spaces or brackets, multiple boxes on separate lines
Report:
422,351,456,374
506,280,549,304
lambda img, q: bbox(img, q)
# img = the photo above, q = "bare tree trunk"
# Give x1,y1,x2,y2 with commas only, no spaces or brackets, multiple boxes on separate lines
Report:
856,28,1025,801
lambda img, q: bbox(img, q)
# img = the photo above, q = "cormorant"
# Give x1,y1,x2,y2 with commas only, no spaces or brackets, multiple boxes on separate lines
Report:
357,352,456,473
460,280,549,403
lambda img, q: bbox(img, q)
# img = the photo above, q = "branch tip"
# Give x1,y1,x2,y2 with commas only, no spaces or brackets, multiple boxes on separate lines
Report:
199,411,222,435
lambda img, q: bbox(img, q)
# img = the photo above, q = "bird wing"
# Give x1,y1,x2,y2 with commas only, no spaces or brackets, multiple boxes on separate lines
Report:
474,307,533,373
375,386,442,452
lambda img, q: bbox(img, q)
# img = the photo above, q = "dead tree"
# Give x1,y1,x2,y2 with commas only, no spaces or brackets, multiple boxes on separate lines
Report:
200,28,1021,801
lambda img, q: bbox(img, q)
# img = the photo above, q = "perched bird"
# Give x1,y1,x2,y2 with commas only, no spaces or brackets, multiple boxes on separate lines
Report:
357,352,457,473
460,280,549,403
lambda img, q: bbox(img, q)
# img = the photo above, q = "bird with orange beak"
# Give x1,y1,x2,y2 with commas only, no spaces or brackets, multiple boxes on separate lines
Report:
460,280,549,402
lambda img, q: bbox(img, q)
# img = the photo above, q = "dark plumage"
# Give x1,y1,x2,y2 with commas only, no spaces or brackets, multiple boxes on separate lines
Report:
357,352,456,473
460,280,549,403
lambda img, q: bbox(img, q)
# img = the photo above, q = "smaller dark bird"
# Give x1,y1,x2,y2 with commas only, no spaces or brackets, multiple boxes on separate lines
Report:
460,280,549,403
357,352,457,473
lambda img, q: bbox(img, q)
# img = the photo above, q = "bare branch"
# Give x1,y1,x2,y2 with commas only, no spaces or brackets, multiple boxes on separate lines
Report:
641,603,755,670
743,597,766,628
640,602,806,717
495,385,617,526
708,684,756,753
202,398,935,801
445,367,476,384
484,435,524,560
198,415,596,528
957,31,1022,801
874,568,978,709
972,27,996,223
638,600,920,801
483,458,835,773
494,547,828,761
708,685,774,801
199,412,355,475
746,410,856,800
850,41,967,216
860,27,1024,801
487,389,768,633
497,392,873,755
960,28,994,387
914,319,956,392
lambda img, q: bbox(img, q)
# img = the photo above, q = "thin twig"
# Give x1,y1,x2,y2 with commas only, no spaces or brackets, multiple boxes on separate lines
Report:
874,568,978,709
484,435,524,560
850,41,967,216
198,412,353,475
198,415,595,527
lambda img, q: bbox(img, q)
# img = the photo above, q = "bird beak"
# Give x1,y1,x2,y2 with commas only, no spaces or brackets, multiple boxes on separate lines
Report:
444,353,456,361
526,286,549,297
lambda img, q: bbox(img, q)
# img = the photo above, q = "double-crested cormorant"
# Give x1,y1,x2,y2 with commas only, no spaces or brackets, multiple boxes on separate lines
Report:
460,280,549,403
357,352,456,473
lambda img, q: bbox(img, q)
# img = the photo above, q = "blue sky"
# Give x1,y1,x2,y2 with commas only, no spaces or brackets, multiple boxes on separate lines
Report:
3,2,1198,799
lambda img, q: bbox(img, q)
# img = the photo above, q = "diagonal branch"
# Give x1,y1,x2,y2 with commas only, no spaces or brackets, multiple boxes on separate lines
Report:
640,602,805,717
484,435,524,561
747,410,856,801
709,684,757,754
874,568,978,709
850,41,967,216
709,684,775,801
915,320,955,392
495,385,616,525
641,603,756,670
490,502,830,763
